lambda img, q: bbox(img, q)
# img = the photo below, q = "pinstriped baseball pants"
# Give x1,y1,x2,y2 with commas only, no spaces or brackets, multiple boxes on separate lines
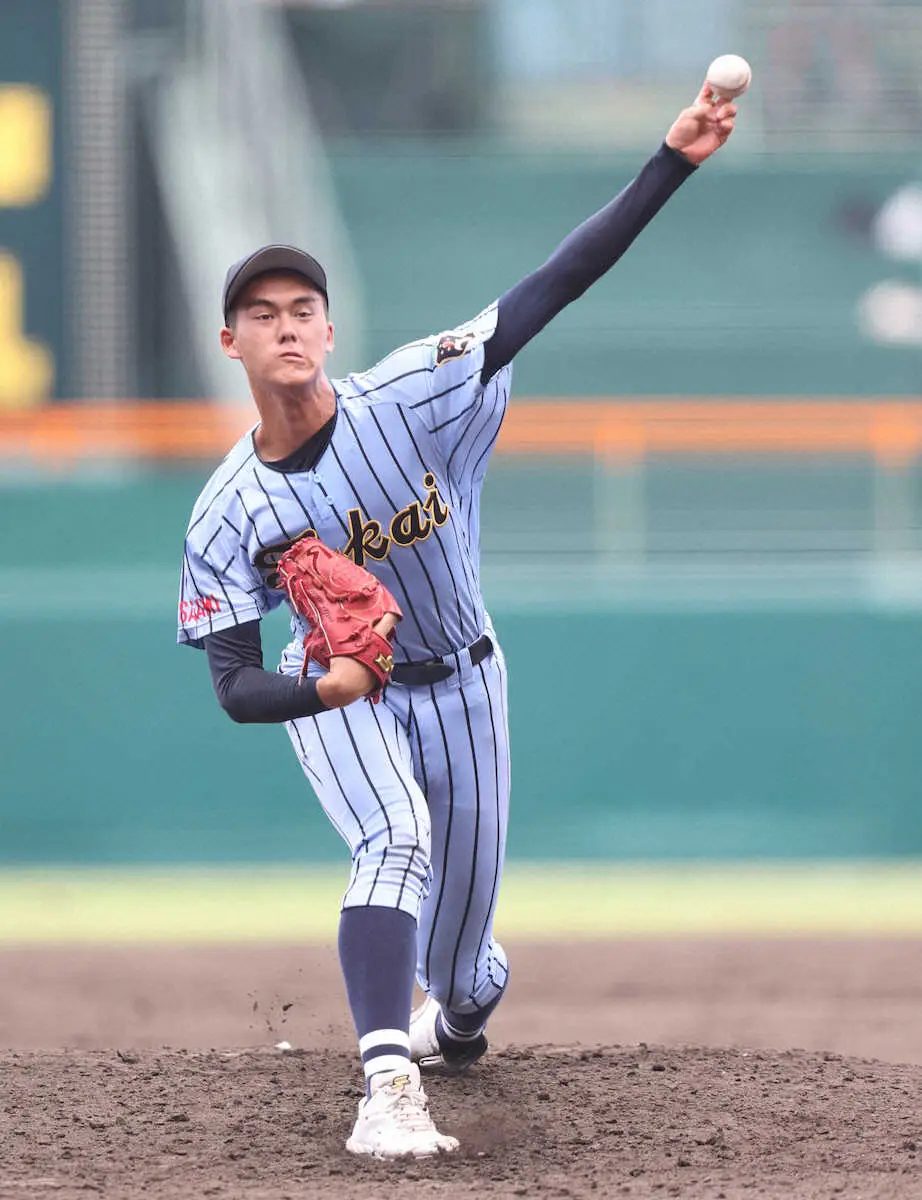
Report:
286,642,510,1016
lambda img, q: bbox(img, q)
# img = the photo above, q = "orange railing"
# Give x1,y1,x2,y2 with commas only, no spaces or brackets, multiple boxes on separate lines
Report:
0,403,253,466
2,400,922,467
504,402,922,466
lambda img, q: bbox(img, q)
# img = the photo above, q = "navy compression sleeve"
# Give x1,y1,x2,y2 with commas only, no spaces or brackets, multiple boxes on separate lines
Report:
204,619,329,723
482,142,696,382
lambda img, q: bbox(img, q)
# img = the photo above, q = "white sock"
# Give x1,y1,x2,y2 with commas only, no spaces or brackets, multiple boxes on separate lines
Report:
359,1028,412,1093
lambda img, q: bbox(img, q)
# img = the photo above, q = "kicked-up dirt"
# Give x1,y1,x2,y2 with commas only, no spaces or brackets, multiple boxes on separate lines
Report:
1,937,921,1199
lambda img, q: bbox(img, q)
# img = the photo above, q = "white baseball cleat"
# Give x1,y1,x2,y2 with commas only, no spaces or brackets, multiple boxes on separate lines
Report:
409,995,488,1074
345,1063,459,1160
409,995,441,1063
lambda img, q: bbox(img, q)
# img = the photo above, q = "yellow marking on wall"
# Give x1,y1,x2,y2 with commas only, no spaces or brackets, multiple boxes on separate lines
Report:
0,86,52,206
0,251,54,409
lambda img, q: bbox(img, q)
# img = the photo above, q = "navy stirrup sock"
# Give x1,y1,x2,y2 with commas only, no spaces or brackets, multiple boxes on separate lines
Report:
338,906,417,1091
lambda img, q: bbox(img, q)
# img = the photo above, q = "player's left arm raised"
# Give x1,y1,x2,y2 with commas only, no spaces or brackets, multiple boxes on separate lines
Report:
480,75,740,384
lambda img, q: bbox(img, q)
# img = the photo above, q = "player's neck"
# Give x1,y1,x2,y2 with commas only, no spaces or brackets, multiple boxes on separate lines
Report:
251,374,337,461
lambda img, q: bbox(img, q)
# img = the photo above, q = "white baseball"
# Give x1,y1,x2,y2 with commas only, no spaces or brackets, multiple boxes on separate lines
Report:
706,54,752,100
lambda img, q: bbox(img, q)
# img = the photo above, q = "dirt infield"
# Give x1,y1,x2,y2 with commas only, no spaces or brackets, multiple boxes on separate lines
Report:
2,938,922,1199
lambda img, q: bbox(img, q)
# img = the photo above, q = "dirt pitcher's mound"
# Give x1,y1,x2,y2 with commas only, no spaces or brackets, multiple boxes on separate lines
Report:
2,1044,921,1199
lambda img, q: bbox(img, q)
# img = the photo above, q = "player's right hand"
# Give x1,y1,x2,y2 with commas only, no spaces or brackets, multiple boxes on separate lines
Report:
315,615,399,708
666,82,737,166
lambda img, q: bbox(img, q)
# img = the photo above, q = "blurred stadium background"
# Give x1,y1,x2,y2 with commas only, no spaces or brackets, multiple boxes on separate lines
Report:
2,0,922,934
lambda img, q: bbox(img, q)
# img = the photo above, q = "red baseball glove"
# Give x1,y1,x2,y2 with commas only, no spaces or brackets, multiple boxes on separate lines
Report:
277,537,402,700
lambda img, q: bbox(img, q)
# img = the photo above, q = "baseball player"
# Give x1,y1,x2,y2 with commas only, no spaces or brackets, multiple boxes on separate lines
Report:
177,84,737,1159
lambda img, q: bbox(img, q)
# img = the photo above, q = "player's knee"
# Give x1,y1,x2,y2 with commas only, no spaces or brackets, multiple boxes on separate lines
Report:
386,834,431,892
418,940,508,1015
359,801,430,858
350,826,432,912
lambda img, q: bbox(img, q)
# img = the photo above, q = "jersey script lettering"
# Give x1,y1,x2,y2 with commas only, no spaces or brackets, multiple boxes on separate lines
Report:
249,471,451,583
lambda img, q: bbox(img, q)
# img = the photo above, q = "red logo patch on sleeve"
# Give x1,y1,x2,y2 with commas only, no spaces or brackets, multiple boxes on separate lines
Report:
179,595,222,624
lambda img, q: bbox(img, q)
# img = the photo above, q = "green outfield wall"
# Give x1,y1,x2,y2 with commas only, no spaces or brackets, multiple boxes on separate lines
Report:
327,151,922,398
2,473,920,866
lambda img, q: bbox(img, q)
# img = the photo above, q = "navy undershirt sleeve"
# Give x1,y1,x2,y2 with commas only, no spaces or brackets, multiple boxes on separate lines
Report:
204,619,329,723
481,142,697,382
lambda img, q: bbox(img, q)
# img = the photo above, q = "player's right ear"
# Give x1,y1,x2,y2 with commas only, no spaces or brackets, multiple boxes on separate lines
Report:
220,326,242,360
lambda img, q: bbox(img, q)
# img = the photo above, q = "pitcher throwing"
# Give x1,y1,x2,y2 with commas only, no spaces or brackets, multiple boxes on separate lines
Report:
177,79,739,1159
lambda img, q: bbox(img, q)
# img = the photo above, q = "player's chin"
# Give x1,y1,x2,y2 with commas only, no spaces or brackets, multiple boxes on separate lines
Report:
271,358,315,384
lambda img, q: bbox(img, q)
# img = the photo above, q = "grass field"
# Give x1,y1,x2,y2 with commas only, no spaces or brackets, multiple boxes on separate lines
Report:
3,859,922,943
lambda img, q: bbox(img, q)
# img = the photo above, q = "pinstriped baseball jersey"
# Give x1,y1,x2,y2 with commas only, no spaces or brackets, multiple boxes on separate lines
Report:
177,303,511,664
178,301,513,1017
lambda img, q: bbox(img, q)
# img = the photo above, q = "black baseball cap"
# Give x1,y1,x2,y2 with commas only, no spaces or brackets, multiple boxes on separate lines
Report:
222,244,328,323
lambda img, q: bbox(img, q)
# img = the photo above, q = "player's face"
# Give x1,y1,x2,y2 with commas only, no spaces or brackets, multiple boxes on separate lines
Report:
220,273,334,388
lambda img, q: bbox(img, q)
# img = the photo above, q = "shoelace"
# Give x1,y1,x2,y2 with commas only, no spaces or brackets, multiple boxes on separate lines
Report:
386,1086,437,1133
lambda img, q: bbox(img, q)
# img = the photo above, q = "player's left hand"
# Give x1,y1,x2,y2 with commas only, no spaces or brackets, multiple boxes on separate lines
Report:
319,656,379,708
316,615,400,708
666,82,737,166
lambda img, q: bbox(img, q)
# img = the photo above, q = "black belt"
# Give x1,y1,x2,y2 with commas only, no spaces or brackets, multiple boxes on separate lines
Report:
390,634,493,687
